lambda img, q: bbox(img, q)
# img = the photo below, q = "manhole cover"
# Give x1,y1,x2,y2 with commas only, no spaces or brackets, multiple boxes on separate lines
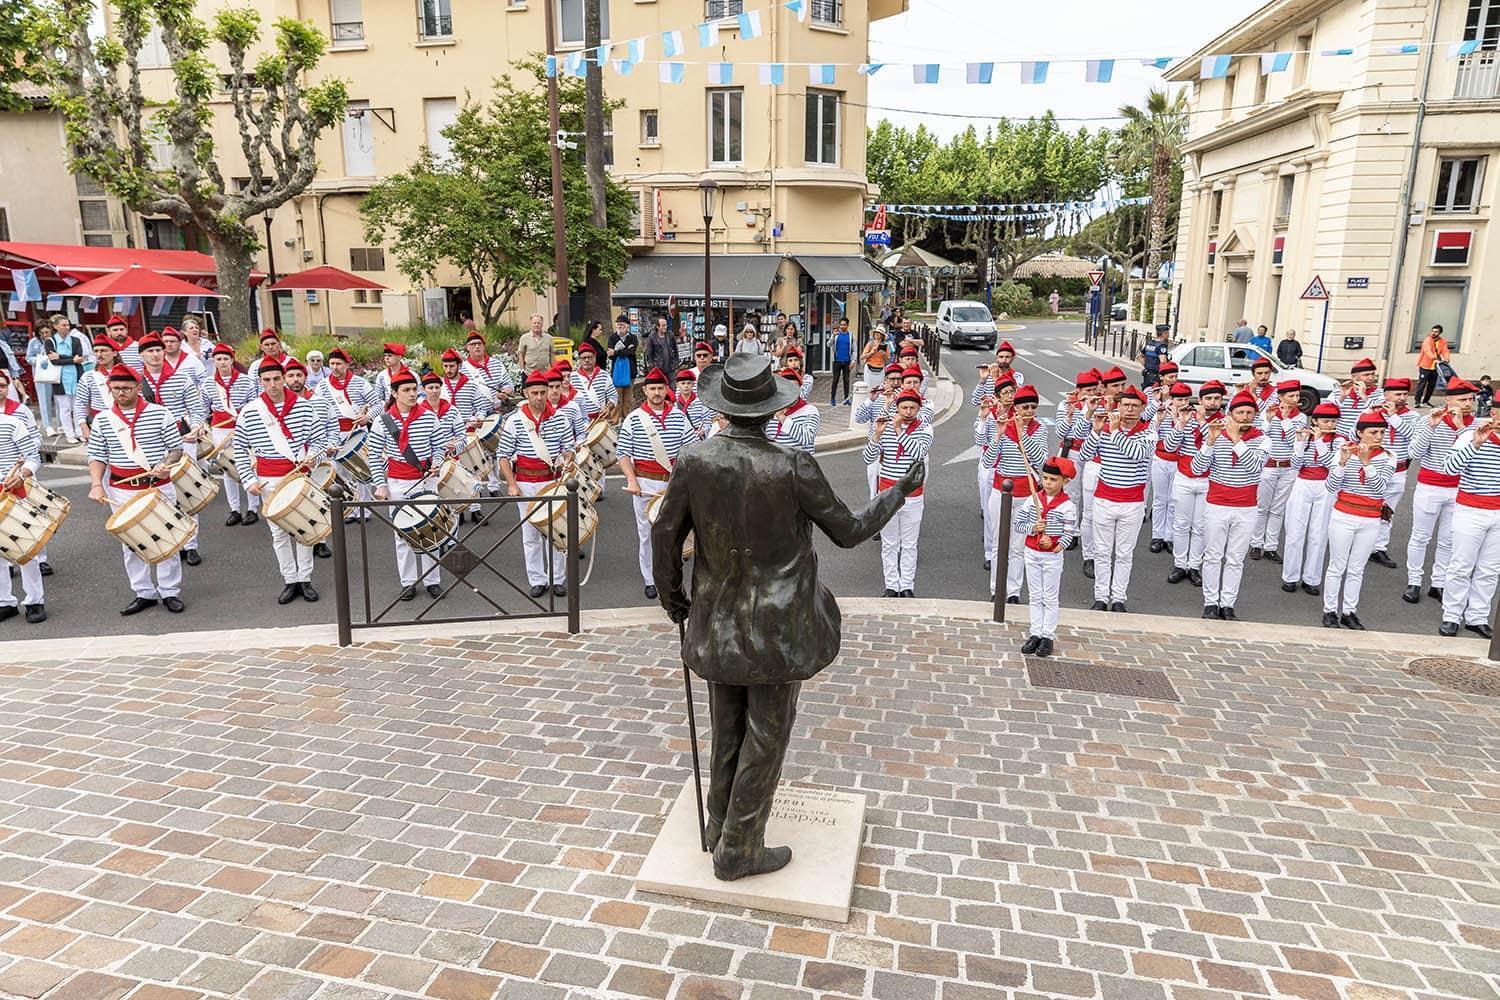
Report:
1026,660,1180,703
1403,657,1500,698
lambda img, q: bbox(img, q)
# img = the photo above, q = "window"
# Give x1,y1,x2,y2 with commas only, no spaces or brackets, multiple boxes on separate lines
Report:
1293,32,1313,88
705,0,742,16
640,109,659,146
424,97,458,161
1434,156,1485,212
350,247,385,271
708,88,743,165
417,0,452,39
1209,190,1224,234
75,172,104,197
1254,63,1269,106
1412,277,1468,350
1183,345,1225,369
144,218,195,250
78,200,110,232
138,25,169,68
1464,0,1500,48
353,289,384,306
1276,174,1295,224
811,0,842,24
1220,71,1237,119
330,0,364,46
83,234,114,247
558,0,610,46
342,100,375,176
804,89,839,165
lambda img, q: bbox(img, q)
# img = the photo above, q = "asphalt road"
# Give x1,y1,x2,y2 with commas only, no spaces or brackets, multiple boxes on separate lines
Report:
6,320,1480,644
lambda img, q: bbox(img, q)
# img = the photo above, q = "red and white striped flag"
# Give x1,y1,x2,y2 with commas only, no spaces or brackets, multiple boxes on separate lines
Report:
654,188,664,240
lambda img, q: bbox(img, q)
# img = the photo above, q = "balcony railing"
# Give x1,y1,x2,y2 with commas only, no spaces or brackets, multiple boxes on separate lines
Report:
418,13,453,38
811,0,842,23
1454,50,1500,100
331,20,364,45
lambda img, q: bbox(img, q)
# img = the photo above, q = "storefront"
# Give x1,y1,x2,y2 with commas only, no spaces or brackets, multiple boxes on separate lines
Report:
611,253,781,345
793,255,888,370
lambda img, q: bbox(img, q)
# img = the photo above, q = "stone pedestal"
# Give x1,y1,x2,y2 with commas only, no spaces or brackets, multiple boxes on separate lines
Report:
636,779,866,922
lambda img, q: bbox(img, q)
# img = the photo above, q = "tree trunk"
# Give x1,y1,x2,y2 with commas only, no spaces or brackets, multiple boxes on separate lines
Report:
1147,143,1171,281
582,0,611,329
208,233,257,341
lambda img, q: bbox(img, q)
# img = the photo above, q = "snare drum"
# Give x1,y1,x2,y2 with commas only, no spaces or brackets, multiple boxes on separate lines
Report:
334,429,372,486
524,481,598,552
392,491,457,556
19,482,70,528
434,459,479,501
263,473,333,545
645,489,694,561
455,431,493,480
198,432,237,477
0,491,62,565
104,490,194,564
583,418,618,469
309,462,339,493
473,413,505,455
168,454,221,516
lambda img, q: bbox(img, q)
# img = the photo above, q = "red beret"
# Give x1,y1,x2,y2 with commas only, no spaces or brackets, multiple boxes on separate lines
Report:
1076,370,1100,388
106,363,139,383
676,368,696,382
1044,456,1076,480
694,342,713,353
522,370,549,389
996,341,1015,354
137,333,163,352
895,388,924,406
784,346,803,359
902,366,923,381
257,359,284,375
382,342,406,357
555,357,573,373
106,315,127,328
644,367,670,386
882,363,903,376
328,348,352,364
1228,391,1258,412
1356,411,1387,431
1101,367,1126,383
1169,382,1193,398
92,334,116,350
1277,379,1301,394
1351,357,1377,374
391,368,418,389
259,328,279,343
1121,385,1148,403
577,342,600,357
1383,377,1411,392
1447,377,1477,395
159,325,180,338
1158,361,1178,375
1251,357,1273,371
211,342,235,358
465,332,486,346
421,370,441,385
1312,402,1340,419
282,357,305,373
1199,380,1227,396
441,348,462,363
1013,384,1039,405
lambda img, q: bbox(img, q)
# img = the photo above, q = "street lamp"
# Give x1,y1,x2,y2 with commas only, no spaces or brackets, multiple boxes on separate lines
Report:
263,210,281,331
699,179,718,337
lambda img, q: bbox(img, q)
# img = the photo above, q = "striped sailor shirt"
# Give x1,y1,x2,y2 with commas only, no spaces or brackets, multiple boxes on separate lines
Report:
1190,426,1271,506
1381,406,1417,468
1411,412,1474,488
1328,448,1395,517
674,391,713,435
247,353,292,381
862,418,933,496
320,374,378,433
206,371,257,431
570,367,617,416
301,389,342,445
618,402,694,479
461,355,516,396
555,394,590,445
969,368,1025,406
86,400,183,488
765,398,821,453
978,412,1047,497
423,398,466,453
138,363,206,430
232,393,331,488
72,368,114,427
1442,425,1500,508
1334,384,1384,440
440,373,492,423
1081,419,1157,503
1260,405,1308,463
118,339,143,373
1162,410,1224,478
794,372,814,401
1013,490,1077,553
367,404,443,487
498,404,575,484
0,401,40,494
1293,432,1344,481
1056,397,1089,453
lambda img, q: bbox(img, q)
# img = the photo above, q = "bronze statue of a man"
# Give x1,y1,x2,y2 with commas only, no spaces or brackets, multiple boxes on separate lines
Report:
651,354,924,881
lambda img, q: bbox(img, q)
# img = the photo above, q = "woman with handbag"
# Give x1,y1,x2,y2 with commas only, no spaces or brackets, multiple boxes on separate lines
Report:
44,314,84,442
24,330,56,437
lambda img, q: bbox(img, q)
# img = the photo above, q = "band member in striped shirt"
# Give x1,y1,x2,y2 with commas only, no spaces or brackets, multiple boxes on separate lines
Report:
138,332,207,566
104,316,139,372
0,375,45,622
1333,357,1383,440
420,371,465,455
857,364,904,497
1246,357,1276,413
1013,456,1077,658
460,333,515,409
674,369,711,436
160,327,205,392
570,343,617,421
782,347,814,401
1166,380,1226,586
1250,379,1306,562
86,365,186,615
284,358,339,448
369,369,446,601
1149,381,1191,552
546,365,589,445
1437,410,1500,637
74,334,120,442
246,329,290,380
1320,412,1394,630
619,368,696,598
498,370,581,598
439,349,492,426
321,348,377,515
766,370,821,453
1073,366,1127,577
1192,390,1270,620
234,359,330,604
1081,385,1155,612
1281,403,1342,595
864,388,933,597
973,371,1016,559
970,341,1026,407
1405,377,1475,604
979,384,1046,600
207,343,260,525
371,343,409,403
1369,377,1416,569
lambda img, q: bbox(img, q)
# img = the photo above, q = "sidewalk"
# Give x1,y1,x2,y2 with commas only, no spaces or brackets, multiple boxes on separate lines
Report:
0,600,1494,1000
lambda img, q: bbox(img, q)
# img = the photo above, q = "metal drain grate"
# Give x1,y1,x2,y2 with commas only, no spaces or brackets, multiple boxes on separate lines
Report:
1026,660,1181,702
1403,657,1500,698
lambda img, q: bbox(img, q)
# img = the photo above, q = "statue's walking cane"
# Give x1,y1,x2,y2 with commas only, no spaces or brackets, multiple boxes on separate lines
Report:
678,620,709,853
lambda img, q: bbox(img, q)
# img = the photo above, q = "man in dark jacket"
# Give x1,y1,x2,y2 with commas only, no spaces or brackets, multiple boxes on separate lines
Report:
1276,329,1303,368
644,315,675,380
651,354,923,880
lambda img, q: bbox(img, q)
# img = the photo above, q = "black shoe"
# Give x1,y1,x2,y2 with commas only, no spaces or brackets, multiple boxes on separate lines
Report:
313,542,332,559
1149,539,1164,554
528,584,546,598
472,509,490,526
1302,582,1321,596
983,559,991,571
1110,602,1126,613
1249,546,1262,561
644,585,658,599
183,548,202,566
38,562,53,577
1188,569,1202,587
1021,636,1042,655
1006,595,1019,605
1323,611,1340,628
1439,621,1460,637
1202,605,1219,619
1402,585,1421,604
1464,622,1493,639
278,584,299,605
1090,600,1107,611
426,584,442,598
243,511,259,525
1164,540,1174,553
553,584,567,598
1428,586,1443,599
1035,638,1054,657
401,584,418,601
899,589,915,598
1082,559,1095,579
1281,582,1298,593
1369,550,1398,569
884,588,897,597
1341,613,1365,630
23,604,45,624
1219,607,1238,621
300,582,319,602
225,511,243,526
162,596,184,613
1167,567,1188,584
456,512,466,525
0,606,16,623
120,597,157,616
1263,550,1281,563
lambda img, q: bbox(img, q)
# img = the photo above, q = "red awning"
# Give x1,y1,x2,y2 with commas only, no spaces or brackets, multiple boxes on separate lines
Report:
0,240,265,291
267,265,386,292
63,264,228,301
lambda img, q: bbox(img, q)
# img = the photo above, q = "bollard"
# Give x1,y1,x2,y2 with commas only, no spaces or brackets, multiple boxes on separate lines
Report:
992,479,1015,623
329,482,353,647
566,479,581,633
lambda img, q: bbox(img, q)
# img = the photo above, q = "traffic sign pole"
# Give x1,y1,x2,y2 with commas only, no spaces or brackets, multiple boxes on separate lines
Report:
1316,298,1330,374
1300,274,1332,373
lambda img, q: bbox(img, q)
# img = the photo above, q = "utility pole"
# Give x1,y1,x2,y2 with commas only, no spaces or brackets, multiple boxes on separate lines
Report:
583,0,610,328
543,0,570,339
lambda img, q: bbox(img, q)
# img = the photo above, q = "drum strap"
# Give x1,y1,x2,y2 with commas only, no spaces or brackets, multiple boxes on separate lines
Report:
381,411,430,475
251,397,300,463
520,411,554,466
638,408,674,472
101,409,155,472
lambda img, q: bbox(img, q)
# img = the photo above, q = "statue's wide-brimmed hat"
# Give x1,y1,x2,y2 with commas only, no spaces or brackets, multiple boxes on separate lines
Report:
698,354,801,419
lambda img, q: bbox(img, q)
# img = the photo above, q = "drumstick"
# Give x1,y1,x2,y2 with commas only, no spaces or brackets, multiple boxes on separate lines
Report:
1010,411,1041,496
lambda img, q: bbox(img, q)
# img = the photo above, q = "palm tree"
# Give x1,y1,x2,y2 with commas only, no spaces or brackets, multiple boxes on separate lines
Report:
1118,88,1189,282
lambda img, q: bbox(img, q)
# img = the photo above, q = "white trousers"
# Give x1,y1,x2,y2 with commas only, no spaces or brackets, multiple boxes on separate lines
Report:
259,474,313,584
106,484,183,599
880,495,924,592
181,439,199,550
1200,503,1255,608
1092,497,1144,603
1149,456,1177,540
986,487,1026,598
1252,465,1295,550
867,461,879,499
1323,509,1381,614
53,394,77,439
1024,550,1063,639
1171,475,1210,571
1,557,43,607
212,428,260,513
1080,461,1101,559
1281,477,1332,586
978,466,996,562
1441,504,1500,626
1374,467,1407,551
389,477,441,589
516,479,564,587
630,478,667,586
1406,482,1456,589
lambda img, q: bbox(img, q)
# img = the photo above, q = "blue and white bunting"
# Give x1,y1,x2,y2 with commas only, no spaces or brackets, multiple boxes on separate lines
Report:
186,296,203,312
697,21,719,48
707,61,734,84
1140,57,1173,70
152,296,173,317
9,268,39,304
545,55,558,78
965,62,994,85
1449,39,1482,57
1386,43,1420,54
858,63,885,76
1200,54,1232,79
662,30,684,58
116,298,137,316
737,10,762,38
44,295,62,311
627,37,645,63
809,63,836,85
913,63,940,84
786,0,807,22
613,59,636,75
594,44,609,67
565,52,587,77
1260,51,1293,73
1320,47,1354,56
759,63,785,85
1019,61,1048,84
1084,59,1114,82
659,61,684,84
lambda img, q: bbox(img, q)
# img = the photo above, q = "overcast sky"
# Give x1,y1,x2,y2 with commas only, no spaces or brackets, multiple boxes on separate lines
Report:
866,0,1266,138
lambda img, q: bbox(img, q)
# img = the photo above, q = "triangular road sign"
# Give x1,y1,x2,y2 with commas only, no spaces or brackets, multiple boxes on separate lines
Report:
1300,275,1330,300
1088,270,1104,289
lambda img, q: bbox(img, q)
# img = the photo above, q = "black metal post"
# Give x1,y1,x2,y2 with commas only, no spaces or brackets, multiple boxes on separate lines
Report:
329,484,352,647
1489,576,1500,662
679,619,708,853
992,479,1014,623
263,212,280,332
566,478,580,633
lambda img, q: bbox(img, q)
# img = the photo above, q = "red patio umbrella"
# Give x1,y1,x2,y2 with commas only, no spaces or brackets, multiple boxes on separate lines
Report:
265,265,386,292
62,263,226,301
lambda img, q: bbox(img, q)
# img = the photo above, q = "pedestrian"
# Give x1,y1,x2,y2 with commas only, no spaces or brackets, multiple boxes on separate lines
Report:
1280,403,1342,596
1320,413,1395,630
1414,324,1450,407
736,323,764,355
1276,329,1303,367
1404,378,1474,604
516,313,552,372
860,328,889,386
1049,289,1061,314
1014,457,1077,658
1193,390,1270,620
24,328,54,436
644,315,675,376
1081,385,1155,612
830,316,853,406
1140,327,1170,387
304,350,328,392
580,320,608,368
1249,325,1273,355
1480,375,1494,416
43,313,84,442
1231,318,1253,343
710,324,730,361
607,314,639,413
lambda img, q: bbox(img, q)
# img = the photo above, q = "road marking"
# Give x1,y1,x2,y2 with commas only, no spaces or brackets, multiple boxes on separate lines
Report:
1038,348,1061,357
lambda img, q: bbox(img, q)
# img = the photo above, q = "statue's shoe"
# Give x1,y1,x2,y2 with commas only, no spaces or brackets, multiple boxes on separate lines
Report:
705,821,722,853
713,845,793,881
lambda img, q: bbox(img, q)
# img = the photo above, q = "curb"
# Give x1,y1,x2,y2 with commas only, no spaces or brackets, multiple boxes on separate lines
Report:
815,353,963,455
1073,338,1143,374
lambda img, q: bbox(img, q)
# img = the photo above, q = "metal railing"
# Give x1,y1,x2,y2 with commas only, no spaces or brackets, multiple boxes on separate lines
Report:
918,323,942,377
418,13,453,38
329,481,581,646
811,0,842,23
1454,50,1500,100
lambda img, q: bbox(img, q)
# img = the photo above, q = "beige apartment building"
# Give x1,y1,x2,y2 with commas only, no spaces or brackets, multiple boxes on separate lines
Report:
1168,0,1500,378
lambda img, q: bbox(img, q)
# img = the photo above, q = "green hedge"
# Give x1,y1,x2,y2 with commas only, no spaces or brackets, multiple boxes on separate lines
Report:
230,323,526,368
